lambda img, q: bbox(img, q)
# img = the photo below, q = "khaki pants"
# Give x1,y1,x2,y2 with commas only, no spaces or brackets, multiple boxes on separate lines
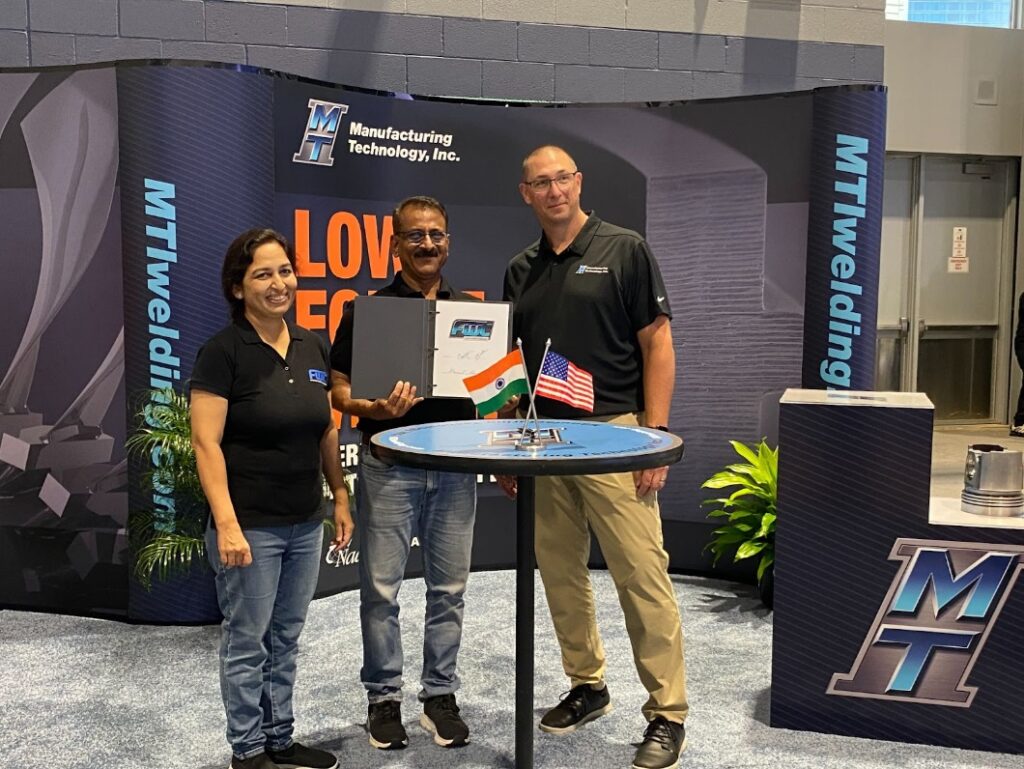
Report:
535,412,689,723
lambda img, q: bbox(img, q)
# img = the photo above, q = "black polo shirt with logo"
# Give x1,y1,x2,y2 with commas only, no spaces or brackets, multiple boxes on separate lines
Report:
190,318,332,528
330,272,477,439
503,213,672,419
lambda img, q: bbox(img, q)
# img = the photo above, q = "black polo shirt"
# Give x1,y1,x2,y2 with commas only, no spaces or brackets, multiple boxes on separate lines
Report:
330,272,477,438
503,213,672,419
190,318,332,528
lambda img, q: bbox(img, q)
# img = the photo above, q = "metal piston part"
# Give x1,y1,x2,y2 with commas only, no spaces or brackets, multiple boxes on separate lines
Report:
961,444,1024,517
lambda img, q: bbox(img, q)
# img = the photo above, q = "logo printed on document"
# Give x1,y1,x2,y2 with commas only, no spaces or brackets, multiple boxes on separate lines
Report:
827,538,1024,707
450,319,494,340
293,99,349,166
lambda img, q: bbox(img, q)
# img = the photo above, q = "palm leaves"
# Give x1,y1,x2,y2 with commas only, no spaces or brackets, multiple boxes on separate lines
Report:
702,439,778,584
124,389,203,501
128,511,206,590
126,389,208,589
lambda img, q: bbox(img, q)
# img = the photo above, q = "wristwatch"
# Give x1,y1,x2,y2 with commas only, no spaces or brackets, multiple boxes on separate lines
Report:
649,425,670,432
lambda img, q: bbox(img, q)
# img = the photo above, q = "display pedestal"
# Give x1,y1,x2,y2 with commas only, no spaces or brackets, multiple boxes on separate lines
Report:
772,389,1024,756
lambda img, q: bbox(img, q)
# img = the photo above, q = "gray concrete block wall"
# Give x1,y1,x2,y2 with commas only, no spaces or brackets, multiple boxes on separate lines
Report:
30,0,118,36
0,1,28,30
589,28,658,68
443,17,516,61
29,31,74,65
0,27,29,65
0,0,883,101
661,34,727,72
518,23,590,65
120,0,205,41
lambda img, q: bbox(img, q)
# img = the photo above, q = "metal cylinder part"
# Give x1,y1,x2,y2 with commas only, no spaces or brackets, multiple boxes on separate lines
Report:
961,444,1024,517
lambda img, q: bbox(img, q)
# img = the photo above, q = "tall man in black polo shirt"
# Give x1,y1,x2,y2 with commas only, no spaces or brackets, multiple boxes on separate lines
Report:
329,196,477,752
503,146,689,769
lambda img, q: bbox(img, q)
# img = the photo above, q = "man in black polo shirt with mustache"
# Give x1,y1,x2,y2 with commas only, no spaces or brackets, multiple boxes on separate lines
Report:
502,146,689,769
329,196,477,753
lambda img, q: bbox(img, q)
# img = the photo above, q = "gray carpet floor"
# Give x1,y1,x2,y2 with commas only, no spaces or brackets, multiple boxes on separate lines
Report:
1,571,1018,769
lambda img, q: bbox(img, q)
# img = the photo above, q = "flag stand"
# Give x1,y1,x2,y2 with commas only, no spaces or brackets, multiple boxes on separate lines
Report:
513,338,566,451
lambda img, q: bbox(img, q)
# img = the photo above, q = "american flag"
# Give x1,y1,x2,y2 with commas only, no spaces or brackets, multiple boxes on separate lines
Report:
535,351,594,412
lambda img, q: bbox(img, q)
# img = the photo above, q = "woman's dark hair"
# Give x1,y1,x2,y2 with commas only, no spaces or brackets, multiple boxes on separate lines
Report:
221,228,297,321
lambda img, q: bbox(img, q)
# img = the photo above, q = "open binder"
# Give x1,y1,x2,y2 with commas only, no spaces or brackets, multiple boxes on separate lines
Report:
350,294,512,400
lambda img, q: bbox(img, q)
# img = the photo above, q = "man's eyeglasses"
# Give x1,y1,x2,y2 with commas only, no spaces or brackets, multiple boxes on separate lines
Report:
398,229,449,245
523,171,579,192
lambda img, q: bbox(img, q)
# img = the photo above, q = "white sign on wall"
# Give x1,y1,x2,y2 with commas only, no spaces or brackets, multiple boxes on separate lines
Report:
949,226,968,273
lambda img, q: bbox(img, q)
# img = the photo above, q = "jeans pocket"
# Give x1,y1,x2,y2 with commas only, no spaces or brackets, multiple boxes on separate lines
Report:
361,447,394,472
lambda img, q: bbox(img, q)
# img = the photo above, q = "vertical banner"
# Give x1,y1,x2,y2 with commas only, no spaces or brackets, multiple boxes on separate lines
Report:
0,68,128,617
802,85,887,390
118,65,276,622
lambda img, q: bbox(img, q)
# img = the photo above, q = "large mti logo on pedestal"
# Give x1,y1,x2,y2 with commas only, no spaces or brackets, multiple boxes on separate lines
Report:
828,539,1024,707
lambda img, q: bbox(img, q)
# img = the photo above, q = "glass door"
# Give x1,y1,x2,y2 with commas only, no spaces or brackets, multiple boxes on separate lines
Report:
876,155,1018,423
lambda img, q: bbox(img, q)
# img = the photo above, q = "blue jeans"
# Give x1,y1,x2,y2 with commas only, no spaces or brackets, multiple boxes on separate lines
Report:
205,520,322,759
358,448,477,703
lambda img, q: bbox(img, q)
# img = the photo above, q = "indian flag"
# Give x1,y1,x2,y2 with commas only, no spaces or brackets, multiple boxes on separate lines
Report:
462,349,529,416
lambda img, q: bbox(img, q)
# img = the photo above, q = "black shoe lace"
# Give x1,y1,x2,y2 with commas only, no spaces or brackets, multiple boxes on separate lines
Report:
642,718,676,749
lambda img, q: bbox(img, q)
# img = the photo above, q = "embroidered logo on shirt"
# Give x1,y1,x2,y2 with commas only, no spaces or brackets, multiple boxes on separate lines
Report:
308,369,328,386
576,265,609,274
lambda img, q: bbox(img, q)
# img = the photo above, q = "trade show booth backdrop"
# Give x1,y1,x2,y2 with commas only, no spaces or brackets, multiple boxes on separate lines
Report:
0,62,885,621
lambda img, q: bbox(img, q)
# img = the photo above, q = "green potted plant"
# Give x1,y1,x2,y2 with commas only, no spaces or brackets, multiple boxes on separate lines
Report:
125,389,207,590
702,439,778,608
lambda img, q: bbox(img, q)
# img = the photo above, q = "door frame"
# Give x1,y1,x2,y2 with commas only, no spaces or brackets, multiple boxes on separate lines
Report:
881,152,1019,424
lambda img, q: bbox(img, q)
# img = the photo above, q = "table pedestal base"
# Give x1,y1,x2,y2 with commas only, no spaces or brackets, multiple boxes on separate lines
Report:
515,475,535,769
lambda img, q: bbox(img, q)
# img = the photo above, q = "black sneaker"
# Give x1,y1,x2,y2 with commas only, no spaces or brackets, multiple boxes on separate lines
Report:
1010,425,1024,437
229,754,279,769
539,683,612,734
366,700,409,750
632,717,687,769
265,741,338,769
420,693,470,747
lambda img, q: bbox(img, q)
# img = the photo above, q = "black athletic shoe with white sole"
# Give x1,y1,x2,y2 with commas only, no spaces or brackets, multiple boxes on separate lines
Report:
229,753,278,769
264,741,338,769
366,700,409,749
539,683,612,734
420,693,470,747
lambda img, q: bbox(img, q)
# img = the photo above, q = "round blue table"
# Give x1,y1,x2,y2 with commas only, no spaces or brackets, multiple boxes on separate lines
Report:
372,419,684,769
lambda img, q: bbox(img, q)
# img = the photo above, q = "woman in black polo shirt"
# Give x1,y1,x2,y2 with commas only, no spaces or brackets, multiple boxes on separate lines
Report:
190,228,353,769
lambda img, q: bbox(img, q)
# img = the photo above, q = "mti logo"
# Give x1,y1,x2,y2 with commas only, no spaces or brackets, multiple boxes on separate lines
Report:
828,539,1024,707
293,99,349,166
450,320,493,340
